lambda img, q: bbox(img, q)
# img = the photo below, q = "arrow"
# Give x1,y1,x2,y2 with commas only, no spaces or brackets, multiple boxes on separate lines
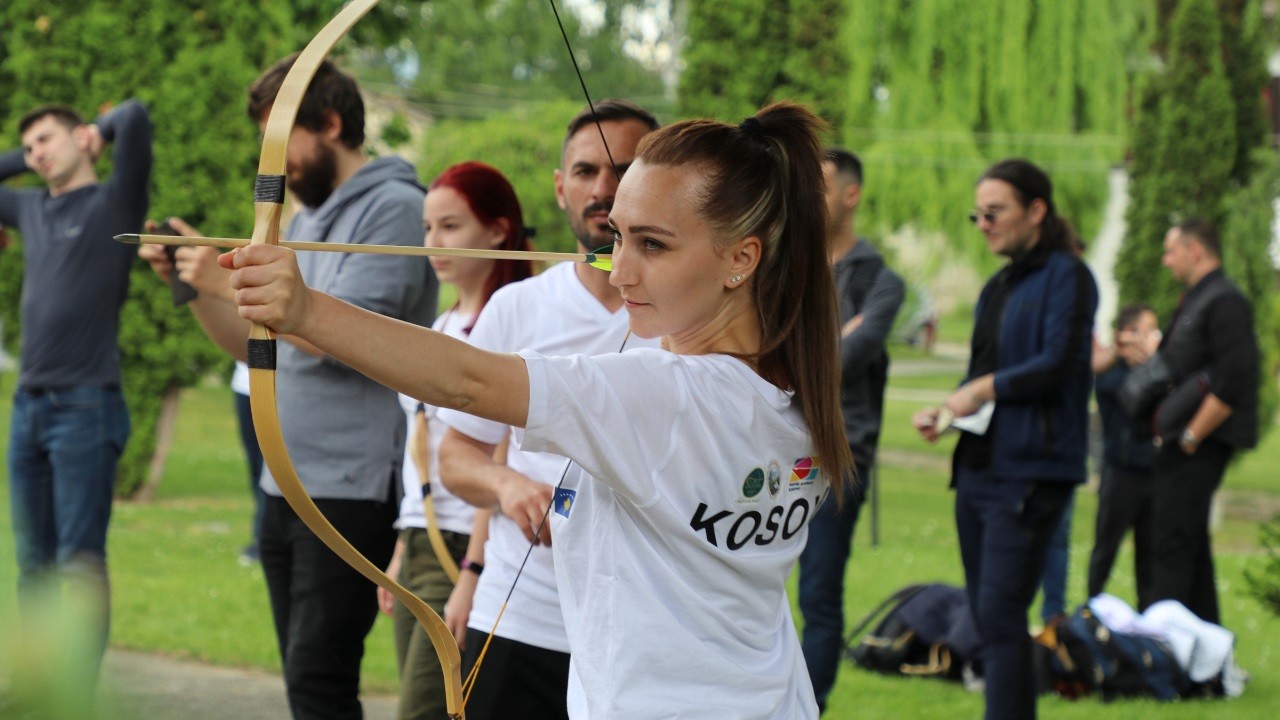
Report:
116,233,614,271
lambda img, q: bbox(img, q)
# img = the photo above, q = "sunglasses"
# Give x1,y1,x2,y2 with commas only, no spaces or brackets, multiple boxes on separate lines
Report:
967,207,1006,225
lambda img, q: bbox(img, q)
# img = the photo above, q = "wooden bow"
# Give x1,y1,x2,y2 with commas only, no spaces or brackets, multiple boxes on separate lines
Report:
243,1,463,717
237,3,622,716
410,404,461,583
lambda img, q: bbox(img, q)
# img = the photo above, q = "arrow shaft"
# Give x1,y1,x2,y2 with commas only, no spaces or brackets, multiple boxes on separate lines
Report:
120,233,605,267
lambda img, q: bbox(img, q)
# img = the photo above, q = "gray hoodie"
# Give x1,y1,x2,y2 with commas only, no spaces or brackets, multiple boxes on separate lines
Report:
262,156,438,501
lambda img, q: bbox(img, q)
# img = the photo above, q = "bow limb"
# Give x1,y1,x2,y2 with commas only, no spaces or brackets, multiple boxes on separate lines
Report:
245,1,464,717
412,406,462,583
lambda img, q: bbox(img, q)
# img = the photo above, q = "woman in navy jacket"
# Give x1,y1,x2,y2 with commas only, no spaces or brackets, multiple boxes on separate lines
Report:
914,159,1098,720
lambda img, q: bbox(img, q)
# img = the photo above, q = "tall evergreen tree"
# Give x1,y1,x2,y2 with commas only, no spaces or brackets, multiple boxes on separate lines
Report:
678,0,790,119
0,1,302,494
678,0,848,128
351,0,666,118
1118,0,1245,320
1118,0,1276,438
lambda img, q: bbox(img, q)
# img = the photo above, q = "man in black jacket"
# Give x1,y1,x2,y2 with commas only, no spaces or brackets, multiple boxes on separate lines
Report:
914,159,1096,720
798,148,904,712
1145,219,1259,623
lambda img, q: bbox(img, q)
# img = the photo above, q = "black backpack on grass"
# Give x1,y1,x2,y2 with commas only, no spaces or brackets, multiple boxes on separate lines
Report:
845,583,980,681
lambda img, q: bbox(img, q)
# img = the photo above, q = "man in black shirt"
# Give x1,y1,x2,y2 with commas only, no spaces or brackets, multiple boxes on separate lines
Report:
1144,219,1259,623
798,148,904,713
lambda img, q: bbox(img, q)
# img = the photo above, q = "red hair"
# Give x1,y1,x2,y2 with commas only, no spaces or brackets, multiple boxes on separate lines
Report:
429,161,535,310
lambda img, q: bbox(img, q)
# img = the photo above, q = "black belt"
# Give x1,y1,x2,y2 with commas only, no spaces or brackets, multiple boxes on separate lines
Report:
20,383,119,396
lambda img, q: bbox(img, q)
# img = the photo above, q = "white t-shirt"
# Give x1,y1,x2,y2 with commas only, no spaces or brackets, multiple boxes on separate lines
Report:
437,261,654,652
395,310,476,535
230,360,250,396
521,348,824,719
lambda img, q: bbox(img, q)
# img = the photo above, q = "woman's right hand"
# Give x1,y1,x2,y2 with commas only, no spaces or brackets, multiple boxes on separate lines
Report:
495,472,555,546
378,539,406,617
445,570,479,650
221,244,313,335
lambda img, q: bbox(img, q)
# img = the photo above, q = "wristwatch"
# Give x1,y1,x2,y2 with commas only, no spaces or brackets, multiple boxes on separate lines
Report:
460,559,484,576
1180,428,1199,447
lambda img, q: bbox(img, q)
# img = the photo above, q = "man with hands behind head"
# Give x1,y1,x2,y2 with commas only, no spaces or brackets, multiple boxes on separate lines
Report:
1,98,151,695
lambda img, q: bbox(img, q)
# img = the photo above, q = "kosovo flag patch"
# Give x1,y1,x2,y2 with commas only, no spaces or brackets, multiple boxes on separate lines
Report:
553,487,577,518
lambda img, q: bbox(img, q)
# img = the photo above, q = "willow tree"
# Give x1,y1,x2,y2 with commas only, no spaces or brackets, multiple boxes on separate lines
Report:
834,0,1139,269
0,1,301,495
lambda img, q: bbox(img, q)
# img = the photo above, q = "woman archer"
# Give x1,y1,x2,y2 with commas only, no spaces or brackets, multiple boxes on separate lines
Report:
222,102,853,719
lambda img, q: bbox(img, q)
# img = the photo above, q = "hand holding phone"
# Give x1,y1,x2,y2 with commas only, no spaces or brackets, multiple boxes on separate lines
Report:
153,220,199,307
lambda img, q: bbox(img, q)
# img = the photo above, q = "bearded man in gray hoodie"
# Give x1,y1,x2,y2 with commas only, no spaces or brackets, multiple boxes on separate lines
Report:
139,55,437,720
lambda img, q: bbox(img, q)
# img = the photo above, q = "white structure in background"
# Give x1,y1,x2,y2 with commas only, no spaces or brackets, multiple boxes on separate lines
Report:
1271,197,1280,268
0,321,13,374
1086,167,1130,346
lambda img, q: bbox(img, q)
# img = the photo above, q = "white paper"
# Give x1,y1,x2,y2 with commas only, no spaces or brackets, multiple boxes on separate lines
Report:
950,401,994,435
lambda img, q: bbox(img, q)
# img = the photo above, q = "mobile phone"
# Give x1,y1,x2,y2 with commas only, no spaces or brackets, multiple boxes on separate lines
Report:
153,219,199,307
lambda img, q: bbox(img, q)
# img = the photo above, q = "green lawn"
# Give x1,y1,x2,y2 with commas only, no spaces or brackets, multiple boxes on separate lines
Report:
2,364,1279,717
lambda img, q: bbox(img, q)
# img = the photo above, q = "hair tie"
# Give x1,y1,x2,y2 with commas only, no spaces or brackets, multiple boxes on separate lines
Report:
738,116,766,142
523,226,537,239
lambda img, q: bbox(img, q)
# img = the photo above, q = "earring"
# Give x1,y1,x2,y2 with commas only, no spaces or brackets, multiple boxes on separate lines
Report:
729,274,744,284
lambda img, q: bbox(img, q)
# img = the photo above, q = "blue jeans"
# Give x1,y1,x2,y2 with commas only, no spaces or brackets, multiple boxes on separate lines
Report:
1038,489,1075,621
798,461,869,712
8,385,129,679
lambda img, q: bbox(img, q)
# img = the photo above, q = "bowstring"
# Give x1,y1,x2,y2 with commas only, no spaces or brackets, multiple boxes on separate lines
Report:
547,0,622,184
461,332,632,704
462,5,624,706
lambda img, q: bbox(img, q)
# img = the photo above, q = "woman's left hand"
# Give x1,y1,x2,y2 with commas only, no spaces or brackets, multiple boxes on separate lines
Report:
220,245,313,335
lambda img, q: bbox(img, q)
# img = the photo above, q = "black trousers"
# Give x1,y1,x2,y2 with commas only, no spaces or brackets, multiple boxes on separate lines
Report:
1149,439,1232,624
1086,464,1155,605
461,628,570,720
955,467,1074,720
260,494,398,720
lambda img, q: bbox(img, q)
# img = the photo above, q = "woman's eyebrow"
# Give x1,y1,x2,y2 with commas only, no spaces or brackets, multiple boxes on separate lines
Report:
609,220,675,237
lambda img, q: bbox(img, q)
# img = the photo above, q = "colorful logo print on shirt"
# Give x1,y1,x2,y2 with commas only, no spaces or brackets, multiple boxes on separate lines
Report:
553,487,577,518
789,456,820,491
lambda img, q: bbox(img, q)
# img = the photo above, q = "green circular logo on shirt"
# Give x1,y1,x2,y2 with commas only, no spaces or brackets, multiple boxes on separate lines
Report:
743,468,765,498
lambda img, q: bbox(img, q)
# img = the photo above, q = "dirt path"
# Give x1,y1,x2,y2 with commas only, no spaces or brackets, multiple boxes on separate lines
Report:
97,649,396,720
